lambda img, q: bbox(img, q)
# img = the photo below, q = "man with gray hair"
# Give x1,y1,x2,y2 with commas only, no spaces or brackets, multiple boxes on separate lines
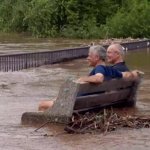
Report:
107,43,129,72
38,45,139,111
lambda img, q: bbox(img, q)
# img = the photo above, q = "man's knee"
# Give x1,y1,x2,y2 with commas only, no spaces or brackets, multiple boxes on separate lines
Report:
38,100,54,111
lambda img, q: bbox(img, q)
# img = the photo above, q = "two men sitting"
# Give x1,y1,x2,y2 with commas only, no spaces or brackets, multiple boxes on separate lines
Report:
38,44,140,111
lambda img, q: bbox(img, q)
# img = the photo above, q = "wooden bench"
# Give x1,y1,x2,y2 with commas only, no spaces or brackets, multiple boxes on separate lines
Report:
21,77,141,124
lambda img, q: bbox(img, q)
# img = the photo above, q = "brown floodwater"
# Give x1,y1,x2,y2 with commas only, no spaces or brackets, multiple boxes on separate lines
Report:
0,33,90,55
0,36,150,150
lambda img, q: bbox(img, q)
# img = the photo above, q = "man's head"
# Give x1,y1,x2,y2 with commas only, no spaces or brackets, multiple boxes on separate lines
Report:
87,45,106,67
107,44,125,64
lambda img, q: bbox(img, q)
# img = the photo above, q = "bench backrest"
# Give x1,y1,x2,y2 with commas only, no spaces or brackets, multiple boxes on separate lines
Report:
74,79,139,111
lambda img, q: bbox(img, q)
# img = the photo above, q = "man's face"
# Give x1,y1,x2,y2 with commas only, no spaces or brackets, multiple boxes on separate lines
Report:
87,51,99,67
107,47,120,64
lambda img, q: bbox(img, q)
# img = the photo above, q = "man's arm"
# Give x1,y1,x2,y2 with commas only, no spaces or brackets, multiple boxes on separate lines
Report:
77,73,104,84
122,70,144,80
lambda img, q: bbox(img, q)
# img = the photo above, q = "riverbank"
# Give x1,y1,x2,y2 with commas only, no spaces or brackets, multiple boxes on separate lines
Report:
80,37,149,47
0,32,148,46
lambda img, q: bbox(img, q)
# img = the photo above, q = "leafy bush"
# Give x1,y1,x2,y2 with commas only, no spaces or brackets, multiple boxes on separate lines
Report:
103,0,150,38
0,0,149,38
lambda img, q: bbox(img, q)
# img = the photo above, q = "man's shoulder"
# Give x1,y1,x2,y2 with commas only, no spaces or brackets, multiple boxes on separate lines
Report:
112,62,129,72
91,65,106,75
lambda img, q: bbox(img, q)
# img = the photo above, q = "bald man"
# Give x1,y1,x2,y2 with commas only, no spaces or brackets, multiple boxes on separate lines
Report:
107,44,129,72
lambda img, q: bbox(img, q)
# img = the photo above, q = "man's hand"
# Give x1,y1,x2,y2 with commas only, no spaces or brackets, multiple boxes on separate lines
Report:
131,70,144,79
122,70,144,80
76,77,89,83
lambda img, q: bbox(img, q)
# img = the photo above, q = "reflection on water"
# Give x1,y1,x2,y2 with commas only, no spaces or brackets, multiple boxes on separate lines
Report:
0,47,150,149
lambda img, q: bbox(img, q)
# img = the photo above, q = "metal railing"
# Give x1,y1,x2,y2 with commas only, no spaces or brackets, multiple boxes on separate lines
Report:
0,47,89,72
0,40,149,72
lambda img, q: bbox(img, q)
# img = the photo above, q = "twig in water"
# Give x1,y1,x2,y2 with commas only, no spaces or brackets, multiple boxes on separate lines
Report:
34,121,50,132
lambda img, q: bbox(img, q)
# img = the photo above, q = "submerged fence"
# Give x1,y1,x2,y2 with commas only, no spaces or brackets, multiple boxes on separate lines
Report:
0,47,89,72
0,40,150,72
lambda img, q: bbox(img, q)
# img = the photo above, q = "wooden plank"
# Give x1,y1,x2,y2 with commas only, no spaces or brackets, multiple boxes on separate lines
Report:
77,79,134,95
74,89,131,110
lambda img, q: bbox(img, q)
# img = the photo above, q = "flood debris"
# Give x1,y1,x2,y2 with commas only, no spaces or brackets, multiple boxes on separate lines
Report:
34,121,50,132
64,108,150,134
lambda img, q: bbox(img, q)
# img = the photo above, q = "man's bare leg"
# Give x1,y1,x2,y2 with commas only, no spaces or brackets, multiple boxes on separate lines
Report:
38,98,55,111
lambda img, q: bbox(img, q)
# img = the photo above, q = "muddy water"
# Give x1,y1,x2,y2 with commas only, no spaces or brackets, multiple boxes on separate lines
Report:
0,45,150,149
0,33,88,55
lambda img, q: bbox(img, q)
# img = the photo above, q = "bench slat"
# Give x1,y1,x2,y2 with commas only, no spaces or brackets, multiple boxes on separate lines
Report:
74,89,131,110
77,79,134,95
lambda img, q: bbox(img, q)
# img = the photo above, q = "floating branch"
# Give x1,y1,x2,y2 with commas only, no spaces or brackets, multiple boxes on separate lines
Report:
65,109,150,134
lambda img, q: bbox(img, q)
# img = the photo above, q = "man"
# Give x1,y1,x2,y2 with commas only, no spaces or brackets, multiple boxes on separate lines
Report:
77,45,123,83
39,45,139,111
107,43,129,72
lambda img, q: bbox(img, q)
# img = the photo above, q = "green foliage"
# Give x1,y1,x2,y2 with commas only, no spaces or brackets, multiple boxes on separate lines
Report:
24,0,57,37
103,0,150,38
61,18,103,39
0,0,149,38
0,0,29,32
